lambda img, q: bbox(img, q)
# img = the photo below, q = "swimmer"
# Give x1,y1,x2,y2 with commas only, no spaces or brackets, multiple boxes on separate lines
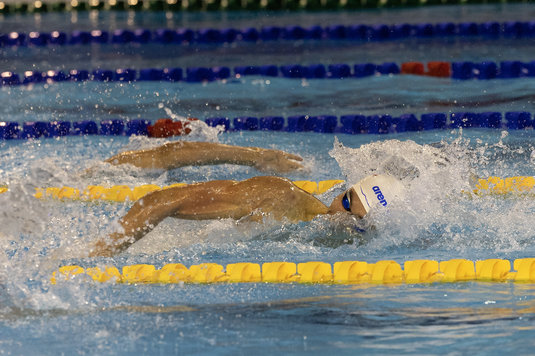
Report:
103,141,304,173
90,174,405,256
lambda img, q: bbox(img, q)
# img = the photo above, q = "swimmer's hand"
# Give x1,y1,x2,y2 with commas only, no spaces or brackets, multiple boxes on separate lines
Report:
88,239,115,257
253,148,304,173
88,237,130,258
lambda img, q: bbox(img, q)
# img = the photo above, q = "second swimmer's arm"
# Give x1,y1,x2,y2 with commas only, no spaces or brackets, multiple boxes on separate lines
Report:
89,182,248,257
89,188,186,257
105,141,304,173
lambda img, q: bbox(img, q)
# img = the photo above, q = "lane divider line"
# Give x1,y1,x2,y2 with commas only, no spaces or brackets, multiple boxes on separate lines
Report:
2,20,534,48
1,177,531,202
50,258,535,284
3,60,535,85
1,110,535,140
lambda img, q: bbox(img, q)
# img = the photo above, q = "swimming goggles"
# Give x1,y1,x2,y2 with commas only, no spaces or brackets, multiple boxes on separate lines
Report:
341,189,352,212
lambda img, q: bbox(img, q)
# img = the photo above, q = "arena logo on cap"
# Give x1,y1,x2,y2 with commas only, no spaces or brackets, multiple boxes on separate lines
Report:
372,186,387,206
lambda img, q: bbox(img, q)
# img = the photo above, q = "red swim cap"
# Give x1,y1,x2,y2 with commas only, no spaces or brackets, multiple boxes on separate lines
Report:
147,118,198,138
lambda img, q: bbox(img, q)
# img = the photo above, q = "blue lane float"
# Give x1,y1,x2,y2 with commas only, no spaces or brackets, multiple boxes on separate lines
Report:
5,57,535,86
3,59,535,86
4,20,535,50
0,119,152,139
2,112,535,140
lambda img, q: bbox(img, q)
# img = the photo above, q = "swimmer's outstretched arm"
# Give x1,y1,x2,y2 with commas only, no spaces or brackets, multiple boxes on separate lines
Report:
89,181,250,257
88,176,336,257
105,141,304,173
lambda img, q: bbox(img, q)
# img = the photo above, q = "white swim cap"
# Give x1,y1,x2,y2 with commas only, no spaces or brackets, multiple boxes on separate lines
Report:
352,174,405,214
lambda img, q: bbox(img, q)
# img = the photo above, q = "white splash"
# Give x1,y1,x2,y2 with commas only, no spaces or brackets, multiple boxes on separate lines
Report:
159,105,223,142
328,136,535,252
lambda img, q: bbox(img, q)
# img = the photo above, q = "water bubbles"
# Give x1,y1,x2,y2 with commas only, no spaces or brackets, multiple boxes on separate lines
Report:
530,150,535,165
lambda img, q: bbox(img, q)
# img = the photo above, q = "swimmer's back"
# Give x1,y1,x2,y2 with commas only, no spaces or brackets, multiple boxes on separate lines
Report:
165,176,329,222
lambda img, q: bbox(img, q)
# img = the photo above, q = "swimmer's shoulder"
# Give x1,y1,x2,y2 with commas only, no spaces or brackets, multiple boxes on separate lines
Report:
238,176,311,194
162,176,302,197
238,176,327,221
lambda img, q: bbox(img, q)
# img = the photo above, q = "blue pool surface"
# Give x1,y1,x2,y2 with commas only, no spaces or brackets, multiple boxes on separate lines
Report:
3,4,535,355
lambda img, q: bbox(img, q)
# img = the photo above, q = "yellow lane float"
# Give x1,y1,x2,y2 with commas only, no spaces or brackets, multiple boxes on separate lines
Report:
51,258,535,285
3,176,535,203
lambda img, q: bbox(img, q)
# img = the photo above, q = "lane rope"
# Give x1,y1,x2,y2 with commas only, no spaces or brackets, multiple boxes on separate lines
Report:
51,258,535,284
0,180,345,201
1,110,535,140
2,60,535,85
1,177,532,202
2,20,534,49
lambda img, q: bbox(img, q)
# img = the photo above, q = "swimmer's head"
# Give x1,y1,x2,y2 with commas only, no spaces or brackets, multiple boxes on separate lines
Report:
339,174,405,217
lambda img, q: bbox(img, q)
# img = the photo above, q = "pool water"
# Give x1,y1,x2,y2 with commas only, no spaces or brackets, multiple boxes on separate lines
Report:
3,4,535,355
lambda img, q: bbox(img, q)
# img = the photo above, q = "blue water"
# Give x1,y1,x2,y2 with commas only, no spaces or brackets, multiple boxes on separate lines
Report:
3,4,535,355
